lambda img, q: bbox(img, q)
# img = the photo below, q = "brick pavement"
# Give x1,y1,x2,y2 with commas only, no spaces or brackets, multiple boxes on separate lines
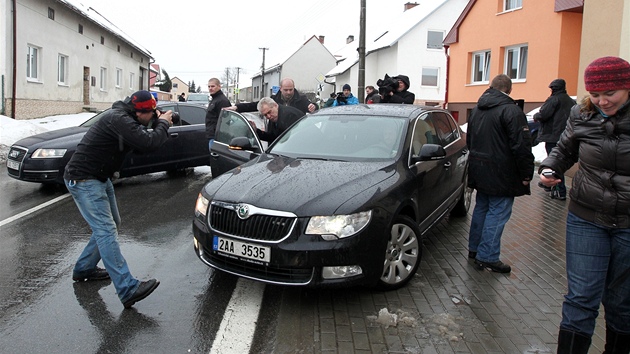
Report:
272,175,606,353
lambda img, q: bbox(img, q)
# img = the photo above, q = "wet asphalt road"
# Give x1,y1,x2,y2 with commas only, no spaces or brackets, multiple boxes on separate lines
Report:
0,167,280,353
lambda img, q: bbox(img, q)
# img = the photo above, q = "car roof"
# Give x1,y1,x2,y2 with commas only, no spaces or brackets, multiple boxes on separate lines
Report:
316,103,447,119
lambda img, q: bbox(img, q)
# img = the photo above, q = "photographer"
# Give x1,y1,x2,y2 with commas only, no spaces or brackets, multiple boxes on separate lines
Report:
332,84,359,106
64,90,172,309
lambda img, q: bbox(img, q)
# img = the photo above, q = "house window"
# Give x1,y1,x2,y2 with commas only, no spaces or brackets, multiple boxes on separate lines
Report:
58,54,68,85
129,72,134,89
504,0,522,11
471,50,491,83
173,83,178,88
421,67,439,86
48,7,55,20
27,45,40,80
117,45,120,52
116,68,122,88
504,44,528,80
100,36,105,45
78,24,83,34
427,31,444,50
100,67,107,91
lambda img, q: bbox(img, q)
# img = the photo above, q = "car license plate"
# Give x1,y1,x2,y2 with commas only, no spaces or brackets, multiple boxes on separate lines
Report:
7,160,20,170
213,236,270,263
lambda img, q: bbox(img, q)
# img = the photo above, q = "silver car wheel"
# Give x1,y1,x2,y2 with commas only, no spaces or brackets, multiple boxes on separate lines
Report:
380,218,420,287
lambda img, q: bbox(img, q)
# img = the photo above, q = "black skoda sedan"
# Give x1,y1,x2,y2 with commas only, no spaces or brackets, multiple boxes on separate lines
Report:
6,102,209,185
193,104,471,290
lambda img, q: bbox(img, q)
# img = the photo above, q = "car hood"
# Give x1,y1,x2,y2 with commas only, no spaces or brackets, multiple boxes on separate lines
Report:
206,155,396,216
13,126,87,149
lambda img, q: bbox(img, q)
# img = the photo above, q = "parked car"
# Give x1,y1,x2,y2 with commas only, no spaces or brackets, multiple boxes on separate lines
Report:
186,93,210,106
6,102,209,185
526,106,541,147
193,104,471,290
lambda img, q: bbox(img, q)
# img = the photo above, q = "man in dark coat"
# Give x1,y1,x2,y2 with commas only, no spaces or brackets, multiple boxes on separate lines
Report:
205,78,232,150
533,78,576,199
393,75,415,104
255,97,303,142
227,78,316,114
466,74,535,273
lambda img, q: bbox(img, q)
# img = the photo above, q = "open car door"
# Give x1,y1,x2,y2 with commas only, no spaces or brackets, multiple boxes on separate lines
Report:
209,110,266,177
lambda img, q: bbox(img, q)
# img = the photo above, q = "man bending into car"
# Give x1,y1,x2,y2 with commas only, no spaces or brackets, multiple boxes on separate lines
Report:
254,97,303,142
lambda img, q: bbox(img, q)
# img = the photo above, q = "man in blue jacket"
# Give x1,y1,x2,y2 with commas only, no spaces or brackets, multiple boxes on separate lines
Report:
64,90,172,309
466,74,535,273
332,84,359,106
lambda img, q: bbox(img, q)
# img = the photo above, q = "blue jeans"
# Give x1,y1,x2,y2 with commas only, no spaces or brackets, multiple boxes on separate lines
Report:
65,179,139,303
545,142,566,196
208,139,214,151
468,191,514,263
560,211,630,336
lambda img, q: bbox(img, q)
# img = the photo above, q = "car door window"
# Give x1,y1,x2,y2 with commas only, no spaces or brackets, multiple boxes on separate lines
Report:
177,105,206,125
216,110,262,150
428,112,458,146
410,114,439,157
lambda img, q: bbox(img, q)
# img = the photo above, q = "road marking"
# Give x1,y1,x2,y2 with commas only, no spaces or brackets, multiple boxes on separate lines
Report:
210,278,265,354
0,194,71,227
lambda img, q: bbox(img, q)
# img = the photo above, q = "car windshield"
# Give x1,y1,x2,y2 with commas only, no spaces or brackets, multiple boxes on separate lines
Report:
270,114,406,161
80,110,107,127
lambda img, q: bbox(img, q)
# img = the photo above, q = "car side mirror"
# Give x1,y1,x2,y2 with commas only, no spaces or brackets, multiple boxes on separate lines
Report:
228,137,253,151
412,143,445,163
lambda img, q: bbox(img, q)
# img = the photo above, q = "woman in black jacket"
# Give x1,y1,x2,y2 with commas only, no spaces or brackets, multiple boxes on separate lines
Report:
540,56,630,354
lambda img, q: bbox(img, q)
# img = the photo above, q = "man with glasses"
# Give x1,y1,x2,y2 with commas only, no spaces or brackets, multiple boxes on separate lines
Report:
254,97,303,142
226,78,316,114
205,78,231,150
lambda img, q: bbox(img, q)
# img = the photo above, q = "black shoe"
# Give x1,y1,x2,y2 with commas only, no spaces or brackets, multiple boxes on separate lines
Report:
73,267,110,282
475,260,511,273
538,182,552,192
123,279,160,309
468,251,477,259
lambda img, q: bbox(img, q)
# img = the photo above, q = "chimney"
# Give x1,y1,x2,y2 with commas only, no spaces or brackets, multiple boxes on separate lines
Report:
318,35,325,44
346,35,354,44
404,2,419,11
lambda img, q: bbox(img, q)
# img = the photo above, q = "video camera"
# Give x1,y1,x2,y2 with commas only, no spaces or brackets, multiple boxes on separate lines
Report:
336,92,347,104
377,74,399,96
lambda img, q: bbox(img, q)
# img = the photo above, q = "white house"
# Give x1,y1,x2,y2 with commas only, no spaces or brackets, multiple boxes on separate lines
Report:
249,35,336,104
2,0,153,119
325,0,468,106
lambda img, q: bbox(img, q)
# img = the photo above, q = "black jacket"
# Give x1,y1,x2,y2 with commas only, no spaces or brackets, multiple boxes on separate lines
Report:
366,90,380,103
256,105,303,142
534,79,575,143
236,88,313,114
205,90,231,139
64,100,170,182
540,100,630,228
466,88,535,197
393,75,415,104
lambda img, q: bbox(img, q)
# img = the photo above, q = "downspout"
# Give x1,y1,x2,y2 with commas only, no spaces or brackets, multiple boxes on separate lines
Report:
11,0,17,118
443,45,449,111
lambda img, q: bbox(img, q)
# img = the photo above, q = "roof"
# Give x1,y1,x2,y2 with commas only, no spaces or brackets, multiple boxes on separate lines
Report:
252,35,332,78
57,0,152,58
326,0,449,77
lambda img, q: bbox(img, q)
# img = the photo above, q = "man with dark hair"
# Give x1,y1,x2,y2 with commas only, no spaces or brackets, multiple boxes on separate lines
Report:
205,78,231,150
226,78,316,114
466,74,534,273
64,90,173,309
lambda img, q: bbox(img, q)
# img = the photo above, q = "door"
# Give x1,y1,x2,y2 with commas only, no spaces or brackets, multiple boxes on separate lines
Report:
210,110,265,177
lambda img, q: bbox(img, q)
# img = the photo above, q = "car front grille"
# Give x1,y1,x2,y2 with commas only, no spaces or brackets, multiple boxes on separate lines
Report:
209,202,296,242
7,146,27,176
199,244,314,285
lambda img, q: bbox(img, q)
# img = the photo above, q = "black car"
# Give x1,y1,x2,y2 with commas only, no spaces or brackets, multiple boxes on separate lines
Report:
193,105,471,290
6,102,209,184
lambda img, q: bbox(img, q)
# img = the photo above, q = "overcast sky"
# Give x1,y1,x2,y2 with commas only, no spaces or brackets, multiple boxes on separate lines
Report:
76,0,413,87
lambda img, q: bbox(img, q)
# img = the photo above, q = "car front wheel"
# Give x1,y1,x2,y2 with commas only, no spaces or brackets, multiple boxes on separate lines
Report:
378,215,422,290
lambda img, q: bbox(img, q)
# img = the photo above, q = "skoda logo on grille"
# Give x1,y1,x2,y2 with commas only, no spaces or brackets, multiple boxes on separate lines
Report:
237,204,250,219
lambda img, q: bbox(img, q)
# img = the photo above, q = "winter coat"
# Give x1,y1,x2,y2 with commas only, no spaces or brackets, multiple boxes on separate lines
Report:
466,88,535,197
366,91,380,103
64,100,170,182
393,75,415,104
534,79,576,143
332,93,359,106
205,90,231,139
540,100,630,228
236,89,314,114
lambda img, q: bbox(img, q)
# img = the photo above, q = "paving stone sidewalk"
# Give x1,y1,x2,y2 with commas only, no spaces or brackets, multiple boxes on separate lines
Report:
272,175,606,353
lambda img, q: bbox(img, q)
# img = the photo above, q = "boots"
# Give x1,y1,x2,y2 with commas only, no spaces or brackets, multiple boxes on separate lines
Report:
557,329,591,354
603,327,630,354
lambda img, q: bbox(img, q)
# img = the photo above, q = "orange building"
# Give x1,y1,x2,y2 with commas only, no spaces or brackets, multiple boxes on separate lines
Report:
444,0,583,123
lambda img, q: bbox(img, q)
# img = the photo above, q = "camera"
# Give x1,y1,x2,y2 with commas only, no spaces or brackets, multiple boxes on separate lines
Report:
151,110,180,127
336,92,347,104
377,74,398,96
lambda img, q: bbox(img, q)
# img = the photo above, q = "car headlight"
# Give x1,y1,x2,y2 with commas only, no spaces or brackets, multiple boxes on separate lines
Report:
306,210,372,240
195,193,209,217
32,148,67,158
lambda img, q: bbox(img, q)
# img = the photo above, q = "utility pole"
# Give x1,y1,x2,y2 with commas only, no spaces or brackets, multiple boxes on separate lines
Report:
358,0,366,103
224,67,231,101
259,47,268,98
235,67,241,102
